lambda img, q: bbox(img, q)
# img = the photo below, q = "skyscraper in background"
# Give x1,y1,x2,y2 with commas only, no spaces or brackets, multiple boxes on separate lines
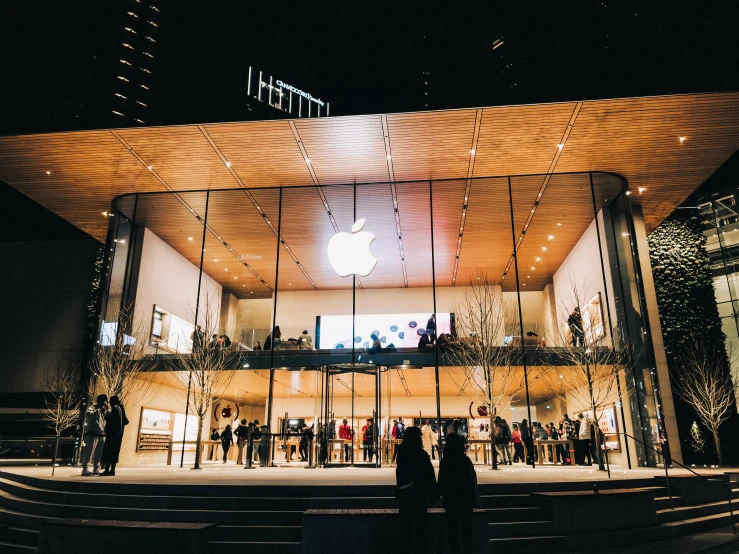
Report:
110,0,163,126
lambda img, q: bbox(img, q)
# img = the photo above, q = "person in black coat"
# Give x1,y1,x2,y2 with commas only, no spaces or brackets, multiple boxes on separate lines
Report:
396,426,438,554
439,433,480,554
100,396,129,476
221,424,234,463
521,419,535,466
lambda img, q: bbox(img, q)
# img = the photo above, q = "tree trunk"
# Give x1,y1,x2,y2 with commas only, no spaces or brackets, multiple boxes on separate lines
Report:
194,417,204,469
490,410,497,470
593,405,605,471
712,427,724,465
52,436,60,476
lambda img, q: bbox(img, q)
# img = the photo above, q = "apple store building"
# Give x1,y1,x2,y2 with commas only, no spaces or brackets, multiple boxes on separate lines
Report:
99,172,671,470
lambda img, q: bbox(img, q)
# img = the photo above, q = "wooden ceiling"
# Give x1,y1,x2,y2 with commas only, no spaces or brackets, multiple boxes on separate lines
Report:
1,93,738,297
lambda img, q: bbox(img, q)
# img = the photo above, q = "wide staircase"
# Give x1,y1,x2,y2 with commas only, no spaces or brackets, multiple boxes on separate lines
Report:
0,470,737,553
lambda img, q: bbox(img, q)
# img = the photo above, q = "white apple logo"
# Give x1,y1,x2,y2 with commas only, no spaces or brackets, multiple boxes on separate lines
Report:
327,218,377,277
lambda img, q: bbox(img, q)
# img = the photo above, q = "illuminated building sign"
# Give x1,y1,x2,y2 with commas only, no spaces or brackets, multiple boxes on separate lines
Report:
276,80,324,106
247,66,329,118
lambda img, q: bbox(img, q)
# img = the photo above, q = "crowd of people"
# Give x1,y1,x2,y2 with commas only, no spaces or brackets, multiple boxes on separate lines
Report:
80,394,129,476
213,419,272,466
491,413,600,466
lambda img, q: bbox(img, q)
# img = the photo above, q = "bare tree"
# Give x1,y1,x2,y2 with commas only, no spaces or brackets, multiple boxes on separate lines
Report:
89,302,155,407
447,271,518,469
541,278,630,471
171,293,237,469
673,337,735,465
41,354,82,475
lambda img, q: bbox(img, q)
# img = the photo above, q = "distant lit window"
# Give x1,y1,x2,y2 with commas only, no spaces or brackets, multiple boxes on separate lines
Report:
115,93,127,99
120,59,132,66
135,118,145,123
125,27,136,34
141,68,152,74
122,43,134,50
117,76,130,82
112,110,125,117
147,20,158,27
127,11,139,18
143,52,154,59
139,84,150,90
150,5,160,12
135,100,147,107
145,36,156,43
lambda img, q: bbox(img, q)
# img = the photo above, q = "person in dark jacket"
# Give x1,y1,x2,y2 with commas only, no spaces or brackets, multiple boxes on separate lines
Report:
221,424,233,463
209,428,220,460
520,419,535,466
81,394,108,476
395,426,438,554
264,326,281,351
439,433,479,554
234,419,249,465
100,396,128,476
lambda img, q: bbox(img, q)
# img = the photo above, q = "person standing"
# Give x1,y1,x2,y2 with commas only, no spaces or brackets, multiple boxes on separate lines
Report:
561,414,575,465
568,307,584,347
235,419,249,465
100,396,128,476
577,413,593,466
496,418,512,465
520,419,535,466
393,417,405,463
297,330,314,350
363,418,375,462
431,427,439,460
396,427,438,554
209,428,220,460
221,424,233,464
338,418,352,462
264,326,281,351
259,423,269,466
421,420,433,457
439,433,479,554
511,424,524,463
81,394,108,476
252,420,261,463
254,341,262,351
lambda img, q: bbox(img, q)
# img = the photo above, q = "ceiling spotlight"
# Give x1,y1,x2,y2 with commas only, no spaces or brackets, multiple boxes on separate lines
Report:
46,171,51,175
638,187,646,193
625,190,632,196
548,235,554,240
225,161,231,167
470,149,476,155
214,259,218,262
188,236,193,241
527,275,530,279
306,158,311,164
147,165,152,170
224,268,228,271
531,266,535,270
542,246,547,251
234,276,237,280
557,222,562,226
557,143,564,149
386,154,392,160
679,136,686,143
536,257,541,262
102,211,108,216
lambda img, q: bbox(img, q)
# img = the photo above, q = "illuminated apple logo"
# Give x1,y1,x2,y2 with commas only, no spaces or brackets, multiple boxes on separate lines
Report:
327,218,377,277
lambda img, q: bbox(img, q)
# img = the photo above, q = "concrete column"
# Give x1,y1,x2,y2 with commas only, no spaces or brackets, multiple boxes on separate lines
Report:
632,205,683,463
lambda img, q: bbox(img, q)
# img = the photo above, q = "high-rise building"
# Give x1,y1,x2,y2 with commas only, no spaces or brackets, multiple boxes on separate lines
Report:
246,67,330,119
110,0,163,126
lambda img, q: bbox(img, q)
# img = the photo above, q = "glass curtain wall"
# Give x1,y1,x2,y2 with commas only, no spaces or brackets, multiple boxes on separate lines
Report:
102,172,669,469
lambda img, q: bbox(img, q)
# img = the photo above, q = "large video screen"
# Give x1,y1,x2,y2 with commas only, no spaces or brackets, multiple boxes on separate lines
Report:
317,313,452,349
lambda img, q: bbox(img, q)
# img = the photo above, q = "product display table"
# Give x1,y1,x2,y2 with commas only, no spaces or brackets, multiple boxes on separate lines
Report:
534,439,575,465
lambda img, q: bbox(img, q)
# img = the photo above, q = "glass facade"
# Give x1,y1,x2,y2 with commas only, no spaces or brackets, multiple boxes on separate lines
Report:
97,172,671,468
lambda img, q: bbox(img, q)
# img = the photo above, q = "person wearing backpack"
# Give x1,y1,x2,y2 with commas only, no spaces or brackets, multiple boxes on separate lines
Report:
439,433,480,554
496,418,512,466
396,426,438,554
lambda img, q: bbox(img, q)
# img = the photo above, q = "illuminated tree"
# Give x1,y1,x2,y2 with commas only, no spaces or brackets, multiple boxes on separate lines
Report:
41,354,82,476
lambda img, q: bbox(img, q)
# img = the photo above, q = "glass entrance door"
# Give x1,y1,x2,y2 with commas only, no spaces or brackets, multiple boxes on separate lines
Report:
321,364,382,467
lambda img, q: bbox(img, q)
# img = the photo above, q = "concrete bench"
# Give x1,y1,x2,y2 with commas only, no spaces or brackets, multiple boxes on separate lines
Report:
532,488,655,533
38,519,214,554
301,507,488,554
654,474,731,504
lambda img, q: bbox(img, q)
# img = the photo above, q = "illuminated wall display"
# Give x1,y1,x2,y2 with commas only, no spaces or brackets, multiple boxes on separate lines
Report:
247,66,330,117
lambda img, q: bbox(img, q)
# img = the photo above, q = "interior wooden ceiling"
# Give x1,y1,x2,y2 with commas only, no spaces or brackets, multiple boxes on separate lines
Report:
146,365,589,408
1,92,738,298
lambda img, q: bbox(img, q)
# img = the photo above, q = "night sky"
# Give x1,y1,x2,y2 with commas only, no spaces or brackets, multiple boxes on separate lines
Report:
0,1,738,238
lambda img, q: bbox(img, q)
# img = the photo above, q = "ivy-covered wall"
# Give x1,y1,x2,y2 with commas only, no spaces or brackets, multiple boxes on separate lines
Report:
648,211,736,462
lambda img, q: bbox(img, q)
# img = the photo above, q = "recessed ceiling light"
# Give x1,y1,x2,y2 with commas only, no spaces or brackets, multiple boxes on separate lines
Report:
638,187,646,193
386,155,392,160
306,159,311,164
224,268,228,271
557,222,562,226
557,143,564,149
542,246,547,251
625,191,631,196
46,171,51,175
679,136,686,143
102,211,108,216
188,237,193,241
527,275,530,278
225,161,231,167
234,276,237,279
531,266,535,270
470,149,476,155
536,257,541,261
548,235,554,240
214,259,218,262
147,165,152,170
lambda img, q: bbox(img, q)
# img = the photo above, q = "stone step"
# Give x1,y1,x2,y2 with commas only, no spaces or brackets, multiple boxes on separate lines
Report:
489,534,567,552
488,520,553,538
6,527,38,546
206,540,300,554
213,525,302,542
480,494,533,508
654,495,684,510
657,500,734,524
0,540,36,553
0,488,304,525
0,505,56,530
485,506,541,522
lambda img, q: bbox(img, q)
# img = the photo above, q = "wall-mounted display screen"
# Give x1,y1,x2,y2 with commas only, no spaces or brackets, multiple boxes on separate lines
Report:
317,313,452,349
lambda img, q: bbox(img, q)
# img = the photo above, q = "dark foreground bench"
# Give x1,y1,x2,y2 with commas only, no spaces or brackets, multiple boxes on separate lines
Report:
38,519,214,554
301,508,488,554
532,488,656,533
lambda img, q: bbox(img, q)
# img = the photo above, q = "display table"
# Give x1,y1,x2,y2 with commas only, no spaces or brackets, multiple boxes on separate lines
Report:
467,440,491,464
327,439,352,464
283,440,301,464
534,439,575,465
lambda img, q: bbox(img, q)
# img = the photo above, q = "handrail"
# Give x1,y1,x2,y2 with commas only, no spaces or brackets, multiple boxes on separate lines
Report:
618,431,736,536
